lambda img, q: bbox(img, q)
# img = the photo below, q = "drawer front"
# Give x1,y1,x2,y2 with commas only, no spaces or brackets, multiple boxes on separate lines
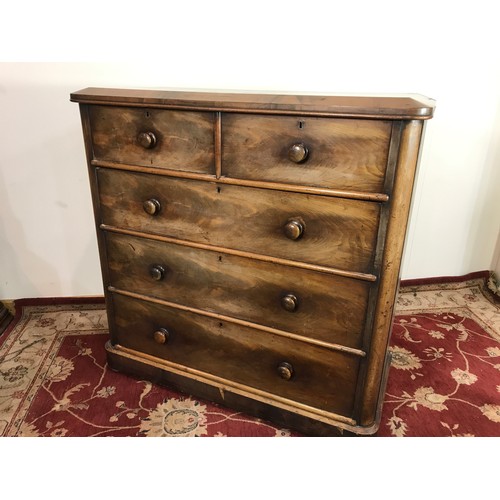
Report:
89,105,215,174
98,169,381,274
222,114,392,192
111,293,360,415
105,232,371,348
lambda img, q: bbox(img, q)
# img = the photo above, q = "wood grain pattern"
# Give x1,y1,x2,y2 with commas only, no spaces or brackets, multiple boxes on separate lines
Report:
105,342,354,435
359,120,425,426
74,88,433,435
92,159,389,202
105,231,371,348
72,88,435,119
98,168,381,274
89,105,215,173
222,114,392,192
111,292,360,416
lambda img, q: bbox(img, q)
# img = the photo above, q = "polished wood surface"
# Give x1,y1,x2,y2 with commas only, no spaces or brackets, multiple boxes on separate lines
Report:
73,87,434,435
89,105,215,173
105,231,371,348
111,292,359,415
359,120,425,426
98,168,381,274
72,88,435,119
222,114,392,192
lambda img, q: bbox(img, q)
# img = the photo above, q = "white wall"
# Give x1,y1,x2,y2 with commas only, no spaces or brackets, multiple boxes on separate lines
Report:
1,0,500,299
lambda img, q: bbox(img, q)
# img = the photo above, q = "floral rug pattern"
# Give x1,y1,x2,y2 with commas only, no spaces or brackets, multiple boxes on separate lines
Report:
1,277,499,437
0,303,294,437
375,277,500,436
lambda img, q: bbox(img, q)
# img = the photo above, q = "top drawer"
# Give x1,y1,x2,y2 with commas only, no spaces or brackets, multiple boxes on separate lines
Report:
222,114,392,192
88,105,215,174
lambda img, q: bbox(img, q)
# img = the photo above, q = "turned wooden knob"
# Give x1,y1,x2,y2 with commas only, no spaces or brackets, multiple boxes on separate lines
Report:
143,198,161,216
288,143,309,163
137,131,157,149
149,264,165,281
281,294,298,312
277,362,294,381
284,219,304,240
153,328,170,344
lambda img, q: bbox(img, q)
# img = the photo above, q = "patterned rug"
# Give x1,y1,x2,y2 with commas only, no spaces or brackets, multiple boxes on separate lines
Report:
1,276,499,437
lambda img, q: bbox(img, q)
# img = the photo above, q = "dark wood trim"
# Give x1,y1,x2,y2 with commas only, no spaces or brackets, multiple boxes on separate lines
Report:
352,121,404,422
12,296,105,307
400,270,490,287
359,120,425,426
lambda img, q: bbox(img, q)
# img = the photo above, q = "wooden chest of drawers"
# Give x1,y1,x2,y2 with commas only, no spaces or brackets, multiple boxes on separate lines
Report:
71,88,434,435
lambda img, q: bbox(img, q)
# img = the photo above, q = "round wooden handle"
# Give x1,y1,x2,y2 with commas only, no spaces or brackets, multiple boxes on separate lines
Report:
281,294,298,312
153,328,170,345
143,198,161,216
149,264,165,281
284,220,304,240
288,143,309,163
277,362,294,381
137,131,157,149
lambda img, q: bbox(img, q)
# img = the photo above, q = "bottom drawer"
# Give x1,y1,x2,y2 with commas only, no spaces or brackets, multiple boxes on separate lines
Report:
110,293,360,417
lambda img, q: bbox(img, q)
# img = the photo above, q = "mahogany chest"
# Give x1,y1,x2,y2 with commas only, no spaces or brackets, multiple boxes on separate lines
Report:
71,88,434,435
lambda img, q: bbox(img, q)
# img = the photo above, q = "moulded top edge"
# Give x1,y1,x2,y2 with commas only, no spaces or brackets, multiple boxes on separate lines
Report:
70,87,435,119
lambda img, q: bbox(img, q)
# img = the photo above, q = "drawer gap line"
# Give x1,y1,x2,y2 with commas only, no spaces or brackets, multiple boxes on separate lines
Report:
108,286,367,358
90,160,389,203
107,341,358,427
100,224,378,283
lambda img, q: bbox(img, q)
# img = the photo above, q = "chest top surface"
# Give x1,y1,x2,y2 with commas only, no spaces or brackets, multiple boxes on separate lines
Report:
71,87,435,119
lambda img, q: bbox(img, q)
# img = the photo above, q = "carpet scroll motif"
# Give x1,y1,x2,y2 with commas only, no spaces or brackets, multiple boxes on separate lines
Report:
0,277,499,437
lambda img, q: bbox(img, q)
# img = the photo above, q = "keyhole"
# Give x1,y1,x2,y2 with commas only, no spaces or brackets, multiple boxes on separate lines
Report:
146,111,150,118
216,186,221,193
298,120,305,129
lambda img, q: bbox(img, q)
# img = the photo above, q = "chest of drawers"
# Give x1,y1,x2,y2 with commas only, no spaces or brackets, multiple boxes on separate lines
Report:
71,88,434,435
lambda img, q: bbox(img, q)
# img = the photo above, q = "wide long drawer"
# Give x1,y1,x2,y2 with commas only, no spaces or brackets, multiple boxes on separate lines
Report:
97,168,381,274
89,105,215,174
222,113,392,192
105,231,371,348
110,293,360,416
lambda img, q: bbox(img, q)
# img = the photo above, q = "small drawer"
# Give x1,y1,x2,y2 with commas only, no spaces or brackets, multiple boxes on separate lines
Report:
98,169,381,274
89,105,215,174
111,293,360,416
222,113,392,192
105,232,371,348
